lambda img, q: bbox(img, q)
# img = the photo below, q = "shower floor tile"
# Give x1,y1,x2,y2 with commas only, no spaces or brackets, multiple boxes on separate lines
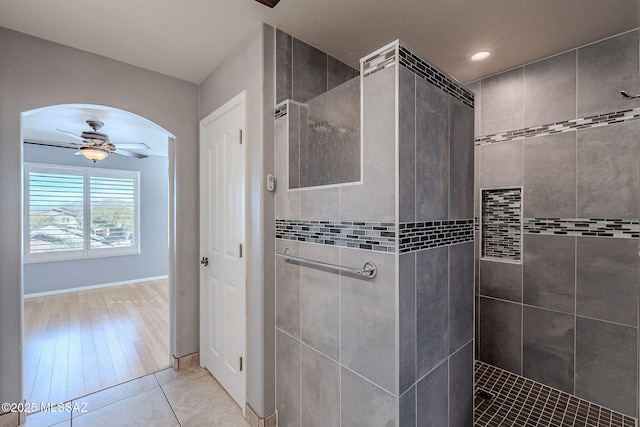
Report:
474,361,636,427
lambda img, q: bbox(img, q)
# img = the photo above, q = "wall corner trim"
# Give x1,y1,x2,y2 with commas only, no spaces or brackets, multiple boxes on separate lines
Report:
245,404,277,427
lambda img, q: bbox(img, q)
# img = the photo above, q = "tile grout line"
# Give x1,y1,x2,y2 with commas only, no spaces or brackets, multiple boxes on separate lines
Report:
475,361,637,426
156,377,180,425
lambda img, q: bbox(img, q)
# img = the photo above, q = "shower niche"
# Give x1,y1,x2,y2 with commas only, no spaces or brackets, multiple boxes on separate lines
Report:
279,76,361,190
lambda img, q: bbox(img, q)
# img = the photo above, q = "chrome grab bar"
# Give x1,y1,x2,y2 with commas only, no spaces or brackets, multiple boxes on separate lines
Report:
276,248,377,279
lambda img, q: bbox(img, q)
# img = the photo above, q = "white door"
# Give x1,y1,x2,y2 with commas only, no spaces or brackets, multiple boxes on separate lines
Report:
199,91,246,412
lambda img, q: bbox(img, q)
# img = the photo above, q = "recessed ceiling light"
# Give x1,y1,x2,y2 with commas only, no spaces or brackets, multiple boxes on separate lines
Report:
470,51,491,62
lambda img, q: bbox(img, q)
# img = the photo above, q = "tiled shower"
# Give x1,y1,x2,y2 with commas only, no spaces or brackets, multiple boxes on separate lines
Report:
471,29,640,423
273,27,640,426
274,31,474,426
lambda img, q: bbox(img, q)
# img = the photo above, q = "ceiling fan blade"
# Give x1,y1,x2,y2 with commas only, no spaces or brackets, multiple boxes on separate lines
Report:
24,139,81,150
114,142,150,149
255,0,280,7
114,148,148,159
56,129,85,141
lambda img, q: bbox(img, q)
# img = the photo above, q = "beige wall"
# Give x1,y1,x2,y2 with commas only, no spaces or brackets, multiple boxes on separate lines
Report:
0,27,199,405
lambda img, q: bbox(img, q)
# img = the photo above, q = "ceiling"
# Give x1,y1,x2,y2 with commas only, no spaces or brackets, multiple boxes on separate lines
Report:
0,0,637,85
4,0,638,153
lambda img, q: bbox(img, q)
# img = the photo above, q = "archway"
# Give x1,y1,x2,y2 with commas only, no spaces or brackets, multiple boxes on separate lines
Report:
20,103,177,404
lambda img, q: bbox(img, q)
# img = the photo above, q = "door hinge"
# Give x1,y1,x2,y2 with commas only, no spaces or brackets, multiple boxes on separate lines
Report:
239,243,243,258
239,356,243,371
239,129,243,144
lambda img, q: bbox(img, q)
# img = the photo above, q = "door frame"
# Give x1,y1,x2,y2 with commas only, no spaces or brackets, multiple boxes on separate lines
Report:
199,90,248,412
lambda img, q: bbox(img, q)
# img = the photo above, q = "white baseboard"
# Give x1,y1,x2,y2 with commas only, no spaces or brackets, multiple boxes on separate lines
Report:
24,275,169,298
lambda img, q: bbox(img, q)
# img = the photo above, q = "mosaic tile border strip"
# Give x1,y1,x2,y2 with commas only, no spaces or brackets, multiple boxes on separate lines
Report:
361,42,474,108
275,103,288,119
524,218,640,238
475,107,640,145
398,45,474,109
482,188,522,261
361,43,397,78
475,361,637,427
276,219,395,253
398,219,474,253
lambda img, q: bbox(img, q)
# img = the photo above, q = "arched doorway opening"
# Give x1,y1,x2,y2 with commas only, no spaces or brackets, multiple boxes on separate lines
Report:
20,103,177,404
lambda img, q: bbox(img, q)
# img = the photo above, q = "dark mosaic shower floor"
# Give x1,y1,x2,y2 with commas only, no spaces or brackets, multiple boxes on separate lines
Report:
474,361,637,427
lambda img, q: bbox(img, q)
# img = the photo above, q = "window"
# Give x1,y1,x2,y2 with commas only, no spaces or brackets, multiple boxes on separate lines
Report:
25,163,140,262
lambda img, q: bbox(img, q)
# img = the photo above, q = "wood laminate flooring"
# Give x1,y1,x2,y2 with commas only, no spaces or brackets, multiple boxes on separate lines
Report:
23,279,170,405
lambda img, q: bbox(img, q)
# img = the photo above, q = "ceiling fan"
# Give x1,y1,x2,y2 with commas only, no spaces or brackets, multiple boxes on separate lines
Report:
25,119,149,162
254,0,280,7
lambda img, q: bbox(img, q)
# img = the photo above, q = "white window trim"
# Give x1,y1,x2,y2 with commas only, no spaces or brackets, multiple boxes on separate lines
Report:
24,163,141,264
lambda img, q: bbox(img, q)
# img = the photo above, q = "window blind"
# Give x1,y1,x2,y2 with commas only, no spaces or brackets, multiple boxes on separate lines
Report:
90,175,136,250
27,170,85,254
25,163,140,262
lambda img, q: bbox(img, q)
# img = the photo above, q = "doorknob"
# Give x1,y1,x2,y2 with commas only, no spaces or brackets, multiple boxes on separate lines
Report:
200,257,209,267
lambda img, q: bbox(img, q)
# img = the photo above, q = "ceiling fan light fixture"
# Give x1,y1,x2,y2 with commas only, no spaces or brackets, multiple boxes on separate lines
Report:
80,146,110,162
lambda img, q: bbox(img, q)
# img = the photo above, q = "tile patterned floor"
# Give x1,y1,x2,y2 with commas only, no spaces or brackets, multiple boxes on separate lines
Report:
475,361,637,427
20,366,249,427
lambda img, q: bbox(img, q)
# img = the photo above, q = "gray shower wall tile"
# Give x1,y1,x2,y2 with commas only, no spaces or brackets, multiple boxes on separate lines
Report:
299,242,340,359
522,306,575,394
450,98,475,219
277,30,358,105
298,105,309,188
276,240,300,338
479,259,523,303
474,145,480,218
299,186,340,220
474,231,480,294
276,29,292,104
416,360,448,427
341,367,396,427
291,37,327,103
523,50,577,127
576,120,640,219
399,252,416,395
523,234,575,314
479,140,524,189
328,55,358,91
300,344,340,427
523,131,576,218
275,114,299,219
416,247,449,378
465,80,481,137
399,66,416,223
340,66,395,223
575,316,638,417
480,67,524,135
449,341,474,427
276,329,301,427
475,295,480,360
577,30,640,118
399,385,416,427
449,242,474,354
576,237,639,326
288,102,302,190
415,75,450,221
478,296,522,375
341,249,396,393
